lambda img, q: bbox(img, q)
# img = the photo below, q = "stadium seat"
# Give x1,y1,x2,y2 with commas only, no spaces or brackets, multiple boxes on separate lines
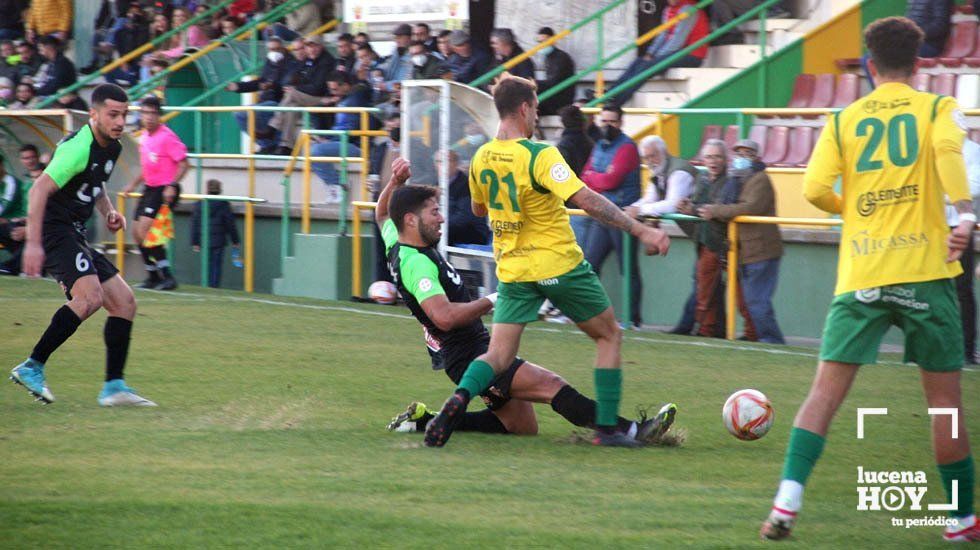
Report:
937,21,977,66
830,73,860,107
761,126,789,165
959,3,975,15
807,74,836,108
964,27,980,67
918,57,938,68
786,74,816,109
773,127,815,167
723,125,740,150
748,125,768,155
911,73,932,92
956,74,980,108
932,73,958,97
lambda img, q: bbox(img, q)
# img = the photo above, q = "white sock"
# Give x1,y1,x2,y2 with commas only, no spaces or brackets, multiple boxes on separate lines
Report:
949,514,976,531
773,480,804,514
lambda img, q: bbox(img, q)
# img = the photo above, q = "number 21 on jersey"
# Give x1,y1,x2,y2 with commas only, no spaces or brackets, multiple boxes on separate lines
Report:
479,169,520,212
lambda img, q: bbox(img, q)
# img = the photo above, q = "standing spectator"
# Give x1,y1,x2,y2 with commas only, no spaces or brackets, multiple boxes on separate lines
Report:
436,149,490,246
32,36,76,98
111,2,150,58
310,71,371,202
446,30,490,84
18,143,45,181
14,42,42,86
25,0,71,43
626,135,698,335
381,24,413,93
950,138,980,364
410,40,448,79
489,28,535,81
0,0,27,40
436,29,453,59
335,33,357,74
606,0,708,107
906,0,953,57
8,82,36,108
574,105,644,328
412,23,438,53
534,27,575,116
267,34,336,155
227,37,292,154
192,179,241,288
555,105,594,178
698,139,785,344
122,96,189,290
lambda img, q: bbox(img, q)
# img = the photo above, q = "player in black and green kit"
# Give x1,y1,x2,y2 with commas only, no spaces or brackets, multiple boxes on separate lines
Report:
10,83,156,407
377,157,676,440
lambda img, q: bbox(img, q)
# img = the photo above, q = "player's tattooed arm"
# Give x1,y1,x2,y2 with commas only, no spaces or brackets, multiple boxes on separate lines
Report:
568,187,640,236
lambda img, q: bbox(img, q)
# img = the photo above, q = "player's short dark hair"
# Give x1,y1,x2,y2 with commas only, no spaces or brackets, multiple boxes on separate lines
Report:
864,17,923,77
140,95,162,112
338,33,354,43
390,185,438,233
207,178,222,194
19,143,39,155
600,104,623,120
492,75,537,118
91,83,129,107
558,105,584,129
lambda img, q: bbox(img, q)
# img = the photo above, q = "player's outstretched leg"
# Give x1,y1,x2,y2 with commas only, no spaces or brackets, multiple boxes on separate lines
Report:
97,276,156,407
10,359,55,404
388,402,434,432
761,361,857,540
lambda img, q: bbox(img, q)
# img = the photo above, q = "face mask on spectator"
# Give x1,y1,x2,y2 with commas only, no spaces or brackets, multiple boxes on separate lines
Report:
267,51,284,63
389,127,401,143
412,54,427,67
600,126,621,143
730,156,753,174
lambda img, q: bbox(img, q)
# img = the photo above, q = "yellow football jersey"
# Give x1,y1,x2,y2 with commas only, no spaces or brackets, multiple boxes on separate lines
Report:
468,138,585,282
804,82,970,295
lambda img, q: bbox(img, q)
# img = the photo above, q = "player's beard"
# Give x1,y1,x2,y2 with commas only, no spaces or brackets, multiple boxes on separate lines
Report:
419,221,441,247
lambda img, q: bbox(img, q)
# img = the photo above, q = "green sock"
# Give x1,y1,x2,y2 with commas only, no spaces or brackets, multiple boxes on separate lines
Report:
593,368,622,428
780,427,826,484
938,455,975,518
456,360,495,398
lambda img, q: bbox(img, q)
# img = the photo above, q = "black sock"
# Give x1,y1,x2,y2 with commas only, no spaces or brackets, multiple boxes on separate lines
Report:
457,408,509,433
139,246,156,271
148,246,171,278
104,317,133,381
31,305,83,364
551,385,632,431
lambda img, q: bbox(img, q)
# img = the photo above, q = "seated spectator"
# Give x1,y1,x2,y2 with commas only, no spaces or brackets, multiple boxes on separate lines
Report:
14,41,42,86
436,30,453,60
0,40,19,82
8,81,37,108
711,1,792,45
84,0,120,73
906,0,953,57
335,33,357,74
380,24,413,93
489,28,535,80
32,36,76,98
436,150,491,246
149,12,170,43
219,15,241,37
606,0,708,107
697,139,784,344
355,43,380,84
227,37,292,154
18,144,45,181
192,179,241,289
354,32,370,48
54,90,88,111
110,2,151,58
267,34,336,155
0,76,12,107
0,0,26,41
410,40,448,79
25,0,71,44
413,23,438,53
0,156,29,275
534,27,575,115
625,135,696,217
447,30,490,84
161,7,208,58
310,71,371,202
555,105,594,177
104,59,140,88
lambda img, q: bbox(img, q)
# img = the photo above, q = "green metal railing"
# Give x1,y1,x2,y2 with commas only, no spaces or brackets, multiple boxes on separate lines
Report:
588,0,784,107
37,0,237,108
127,0,307,99
467,0,628,91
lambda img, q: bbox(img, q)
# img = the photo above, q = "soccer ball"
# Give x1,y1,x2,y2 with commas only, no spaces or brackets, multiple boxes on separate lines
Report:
722,389,774,441
368,281,398,305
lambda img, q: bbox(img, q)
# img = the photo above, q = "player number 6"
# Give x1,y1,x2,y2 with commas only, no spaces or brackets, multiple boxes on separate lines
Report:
75,252,90,272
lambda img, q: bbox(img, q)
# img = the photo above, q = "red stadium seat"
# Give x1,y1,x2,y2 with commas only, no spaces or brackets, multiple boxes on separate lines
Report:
919,57,938,68
932,73,958,96
786,74,816,109
761,126,789,165
911,73,932,92
807,74,836,108
959,3,975,15
938,21,977,66
964,27,980,67
773,127,815,167
723,125,740,150
831,73,860,107
748,125,768,155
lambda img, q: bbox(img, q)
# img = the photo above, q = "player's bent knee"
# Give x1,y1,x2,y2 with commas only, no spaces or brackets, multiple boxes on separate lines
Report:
73,288,104,317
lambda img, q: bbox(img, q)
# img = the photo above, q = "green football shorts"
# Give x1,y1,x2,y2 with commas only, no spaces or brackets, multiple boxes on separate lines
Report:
819,279,964,372
494,261,611,325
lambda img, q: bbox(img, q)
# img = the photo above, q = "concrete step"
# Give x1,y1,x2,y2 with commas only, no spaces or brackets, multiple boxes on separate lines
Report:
705,44,777,69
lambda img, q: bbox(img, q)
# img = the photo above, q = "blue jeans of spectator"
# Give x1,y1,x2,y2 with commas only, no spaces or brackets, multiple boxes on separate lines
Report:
609,53,702,106
311,140,362,186
235,100,279,149
738,258,785,344
208,246,225,288
572,216,643,325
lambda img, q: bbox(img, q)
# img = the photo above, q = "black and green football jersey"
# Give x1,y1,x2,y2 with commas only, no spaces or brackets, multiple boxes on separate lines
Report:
42,123,122,230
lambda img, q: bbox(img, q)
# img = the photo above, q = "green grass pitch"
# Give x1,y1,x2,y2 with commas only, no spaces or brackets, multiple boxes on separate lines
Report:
1,276,976,548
